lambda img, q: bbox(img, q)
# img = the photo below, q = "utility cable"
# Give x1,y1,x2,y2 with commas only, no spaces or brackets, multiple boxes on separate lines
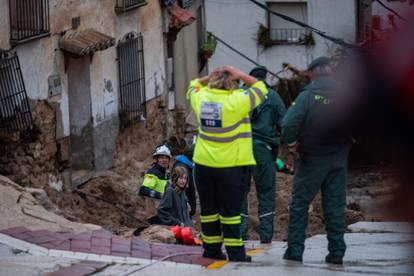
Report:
374,0,408,22
247,0,363,51
75,190,150,226
210,33,283,79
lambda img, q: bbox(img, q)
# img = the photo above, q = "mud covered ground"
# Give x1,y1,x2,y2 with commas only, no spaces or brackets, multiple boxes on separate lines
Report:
46,161,399,240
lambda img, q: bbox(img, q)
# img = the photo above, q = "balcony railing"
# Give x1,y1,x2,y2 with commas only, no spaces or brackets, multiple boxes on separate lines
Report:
115,0,147,13
268,28,314,45
9,0,50,44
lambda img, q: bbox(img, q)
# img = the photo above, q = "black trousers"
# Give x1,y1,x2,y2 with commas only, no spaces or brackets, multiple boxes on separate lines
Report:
194,164,249,260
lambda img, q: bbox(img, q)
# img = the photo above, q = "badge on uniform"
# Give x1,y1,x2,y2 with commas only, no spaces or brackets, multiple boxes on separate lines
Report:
200,102,222,128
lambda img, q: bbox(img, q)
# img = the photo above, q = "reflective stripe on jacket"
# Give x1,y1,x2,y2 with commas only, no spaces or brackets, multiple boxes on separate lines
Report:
187,79,268,168
141,164,169,193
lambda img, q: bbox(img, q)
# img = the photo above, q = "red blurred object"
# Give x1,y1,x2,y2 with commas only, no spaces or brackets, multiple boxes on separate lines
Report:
181,227,195,245
372,15,382,30
170,226,201,246
171,225,183,242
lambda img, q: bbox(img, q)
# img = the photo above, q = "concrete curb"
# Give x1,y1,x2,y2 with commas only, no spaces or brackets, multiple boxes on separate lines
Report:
0,233,201,269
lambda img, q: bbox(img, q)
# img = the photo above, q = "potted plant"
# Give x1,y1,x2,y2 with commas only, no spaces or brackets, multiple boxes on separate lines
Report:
201,32,217,59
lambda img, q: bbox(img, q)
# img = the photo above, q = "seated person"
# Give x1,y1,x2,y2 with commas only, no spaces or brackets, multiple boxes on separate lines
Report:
172,144,196,217
156,166,194,227
138,145,171,199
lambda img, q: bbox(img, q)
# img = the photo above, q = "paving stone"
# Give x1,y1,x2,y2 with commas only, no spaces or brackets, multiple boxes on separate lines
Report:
111,236,131,245
30,230,53,237
131,250,151,259
112,243,131,253
54,232,73,240
92,230,112,239
173,245,202,254
26,236,57,244
0,227,30,235
48,240,71,251
131,239,150,251
91,246,111,255
151,244,174,257
11,232,33,240
72,232,92,241
91,237,111,247
71,240,91,250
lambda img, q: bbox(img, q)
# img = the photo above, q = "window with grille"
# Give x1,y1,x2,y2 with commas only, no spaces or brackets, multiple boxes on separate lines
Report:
117,32,146,128
9,0,50,44
0,52,33,133
115,0,147,13
267,2,312,45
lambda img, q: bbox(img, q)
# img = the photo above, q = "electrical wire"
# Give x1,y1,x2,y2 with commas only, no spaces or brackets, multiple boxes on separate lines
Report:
75,190,150,227
374,0,408,22
210,33,283,79
121,252,203,275
247,0,363,51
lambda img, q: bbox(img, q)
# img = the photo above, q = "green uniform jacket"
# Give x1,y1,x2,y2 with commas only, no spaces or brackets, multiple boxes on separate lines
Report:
251,85,286,163
282,76,351,156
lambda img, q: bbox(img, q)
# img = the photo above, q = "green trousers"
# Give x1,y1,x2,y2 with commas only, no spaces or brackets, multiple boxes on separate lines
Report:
285,150,348,258
240,161,276,242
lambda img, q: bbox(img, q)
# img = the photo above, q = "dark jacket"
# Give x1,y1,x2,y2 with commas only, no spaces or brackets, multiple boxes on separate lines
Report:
138,163,169,199
157,185,193,227
173,155,196,217
251,85,286,163
282,76,352,156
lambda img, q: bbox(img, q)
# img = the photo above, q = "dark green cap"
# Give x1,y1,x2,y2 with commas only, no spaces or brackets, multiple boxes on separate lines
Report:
249,66,268,80
307,56,331,71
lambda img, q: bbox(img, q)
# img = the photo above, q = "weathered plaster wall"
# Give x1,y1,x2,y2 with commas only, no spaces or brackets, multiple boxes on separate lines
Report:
0,0,168,176
137,0,167,100
174,0,203,109
205,0,356,76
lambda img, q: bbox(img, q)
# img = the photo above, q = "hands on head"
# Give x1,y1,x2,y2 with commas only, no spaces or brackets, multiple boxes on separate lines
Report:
212,66,243,80
199,66,258,87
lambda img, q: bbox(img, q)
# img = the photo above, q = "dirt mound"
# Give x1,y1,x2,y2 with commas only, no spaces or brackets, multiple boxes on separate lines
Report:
47,174,150,235
0,175,100,232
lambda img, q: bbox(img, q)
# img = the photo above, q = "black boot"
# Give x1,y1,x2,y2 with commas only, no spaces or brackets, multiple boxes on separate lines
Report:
229,255,252,262
325,254,343,265
202,251,227,260
283,251,303,262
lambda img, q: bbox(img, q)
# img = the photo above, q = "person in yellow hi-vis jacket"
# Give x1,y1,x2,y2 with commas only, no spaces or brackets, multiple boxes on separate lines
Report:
187,66,268,262
139,145,171,199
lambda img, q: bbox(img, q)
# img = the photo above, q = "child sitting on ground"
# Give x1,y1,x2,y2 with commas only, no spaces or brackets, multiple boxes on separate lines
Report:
156,166,193,227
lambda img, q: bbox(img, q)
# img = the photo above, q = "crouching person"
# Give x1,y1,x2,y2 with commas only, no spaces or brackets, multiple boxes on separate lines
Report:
139,145,171,199
157,166,193,227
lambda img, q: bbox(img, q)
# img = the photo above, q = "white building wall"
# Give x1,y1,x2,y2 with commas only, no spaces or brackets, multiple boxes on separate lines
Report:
205,0,356,78
0,0,166,134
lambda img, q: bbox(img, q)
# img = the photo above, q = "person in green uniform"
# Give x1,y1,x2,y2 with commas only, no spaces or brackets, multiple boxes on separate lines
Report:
282,57,353,265
240,66,286,243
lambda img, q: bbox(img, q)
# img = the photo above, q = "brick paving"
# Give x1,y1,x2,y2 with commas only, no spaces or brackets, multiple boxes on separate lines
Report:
0,227,218,267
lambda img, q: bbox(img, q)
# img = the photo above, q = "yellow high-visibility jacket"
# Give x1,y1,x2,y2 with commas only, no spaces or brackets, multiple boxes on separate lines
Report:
187,79,268,168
